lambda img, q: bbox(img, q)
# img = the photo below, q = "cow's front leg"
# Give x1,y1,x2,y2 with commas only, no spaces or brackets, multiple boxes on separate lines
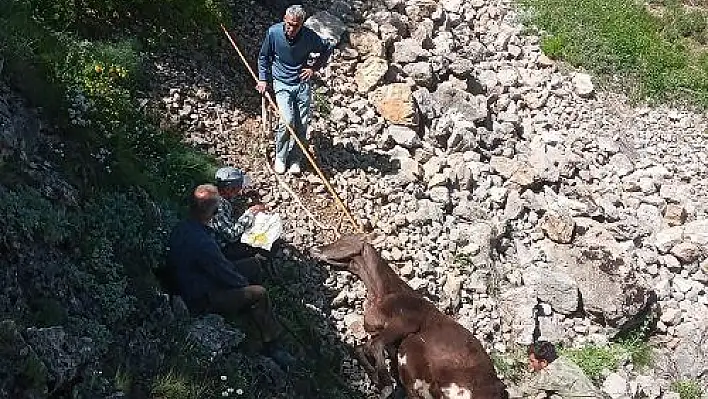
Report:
354,344,382,385
365,318,420,388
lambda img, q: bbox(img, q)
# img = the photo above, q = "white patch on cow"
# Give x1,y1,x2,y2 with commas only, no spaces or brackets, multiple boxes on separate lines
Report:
413,379,434,399
398,353,407,366
440,383,472,399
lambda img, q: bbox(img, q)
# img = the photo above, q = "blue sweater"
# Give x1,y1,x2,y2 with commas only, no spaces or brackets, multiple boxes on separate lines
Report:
258,22,332,85
167,219,248,311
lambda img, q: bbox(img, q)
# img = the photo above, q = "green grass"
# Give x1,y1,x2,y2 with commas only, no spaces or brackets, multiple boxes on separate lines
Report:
561,340,654,383
670,379,704,399
151,370,210,399
561,344,625,383
521,0,708,106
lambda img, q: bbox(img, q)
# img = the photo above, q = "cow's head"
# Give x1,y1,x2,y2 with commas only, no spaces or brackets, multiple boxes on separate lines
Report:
310,233,380,272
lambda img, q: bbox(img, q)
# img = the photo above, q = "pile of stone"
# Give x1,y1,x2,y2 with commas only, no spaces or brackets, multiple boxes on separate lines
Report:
300,0,707,396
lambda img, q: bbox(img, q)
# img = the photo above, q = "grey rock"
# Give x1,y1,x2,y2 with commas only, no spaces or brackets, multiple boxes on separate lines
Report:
392,38,430,64
602,372,628,399
355,57,389,93
433,82,489,124
572,73,594,97
187,314,245,359
387,125,421,148
522,266,579,314
403,62,435,88
305,11,347,45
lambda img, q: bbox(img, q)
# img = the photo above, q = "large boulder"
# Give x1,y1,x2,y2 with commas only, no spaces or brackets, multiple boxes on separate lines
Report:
355,57,389,93
540,226,656,330
304,11,347,45
654,315,708,391
369,83,419,126
522,266,579,315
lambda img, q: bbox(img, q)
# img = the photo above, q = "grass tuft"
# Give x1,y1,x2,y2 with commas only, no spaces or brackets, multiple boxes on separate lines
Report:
521,0,708,106
670,379,704,399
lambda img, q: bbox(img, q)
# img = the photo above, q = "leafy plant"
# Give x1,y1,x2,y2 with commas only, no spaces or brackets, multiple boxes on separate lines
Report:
541,34,568,59
561,344,625,383
314,87,332,117
491,350,528,384
670,379,704,399
114,365,132,393
0,185,73,247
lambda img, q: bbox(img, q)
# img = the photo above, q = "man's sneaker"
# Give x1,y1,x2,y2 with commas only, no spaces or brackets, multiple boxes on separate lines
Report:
287,162,301,174
274,158,286,174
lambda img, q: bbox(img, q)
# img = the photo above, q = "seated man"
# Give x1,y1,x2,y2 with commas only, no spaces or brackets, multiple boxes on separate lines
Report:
517,341,603,399
210,167,269,284
166,184,294,367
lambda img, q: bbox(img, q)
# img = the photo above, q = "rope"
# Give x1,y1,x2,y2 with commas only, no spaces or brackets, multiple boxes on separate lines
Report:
220,24,363,234
263,158,338,235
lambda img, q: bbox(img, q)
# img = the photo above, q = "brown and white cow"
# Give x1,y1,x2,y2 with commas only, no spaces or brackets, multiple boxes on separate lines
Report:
311,235,508,399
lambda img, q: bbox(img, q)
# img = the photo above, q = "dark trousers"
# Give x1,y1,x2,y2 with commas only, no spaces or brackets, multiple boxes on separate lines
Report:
224,242,273,285
207,285,283,343
230,257,264,285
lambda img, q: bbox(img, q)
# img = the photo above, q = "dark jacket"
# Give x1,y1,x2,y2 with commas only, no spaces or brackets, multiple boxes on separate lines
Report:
166,219,249,312
258,22,332,85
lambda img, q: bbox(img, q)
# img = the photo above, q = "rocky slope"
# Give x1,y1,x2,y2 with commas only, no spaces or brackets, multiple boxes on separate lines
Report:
156,0,708,396
3,0,706,396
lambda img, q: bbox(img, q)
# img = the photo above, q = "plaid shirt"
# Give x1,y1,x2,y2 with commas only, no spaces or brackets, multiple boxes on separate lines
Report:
208,197,255,248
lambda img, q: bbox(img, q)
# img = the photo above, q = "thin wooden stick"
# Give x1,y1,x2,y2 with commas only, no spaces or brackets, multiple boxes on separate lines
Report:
261,96,269,134
220,24,363,233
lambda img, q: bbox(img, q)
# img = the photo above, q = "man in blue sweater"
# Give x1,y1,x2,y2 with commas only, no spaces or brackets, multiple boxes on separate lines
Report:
167,184,294,367
257,5,333,175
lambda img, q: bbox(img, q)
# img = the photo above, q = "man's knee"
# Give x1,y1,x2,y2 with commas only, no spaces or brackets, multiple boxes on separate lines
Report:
247,284,268,300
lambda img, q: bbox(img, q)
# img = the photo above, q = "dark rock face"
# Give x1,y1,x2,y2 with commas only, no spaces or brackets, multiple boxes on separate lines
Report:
24,326,94,395
0,320,48,399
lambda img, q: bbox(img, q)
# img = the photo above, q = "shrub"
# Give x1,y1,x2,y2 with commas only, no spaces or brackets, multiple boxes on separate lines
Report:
0,185,73,247
561,344,625,383
491,349,528,384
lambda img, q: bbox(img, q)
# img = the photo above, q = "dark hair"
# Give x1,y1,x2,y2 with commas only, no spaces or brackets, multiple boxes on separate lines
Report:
528,341,558,363
189,184,220,221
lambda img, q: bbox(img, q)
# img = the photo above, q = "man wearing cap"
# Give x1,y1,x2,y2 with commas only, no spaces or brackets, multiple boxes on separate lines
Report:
211,167,268,284
167,184,295,368
256,4,333,175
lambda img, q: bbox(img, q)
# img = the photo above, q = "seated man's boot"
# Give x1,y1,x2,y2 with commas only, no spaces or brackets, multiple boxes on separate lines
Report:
262,341,296,370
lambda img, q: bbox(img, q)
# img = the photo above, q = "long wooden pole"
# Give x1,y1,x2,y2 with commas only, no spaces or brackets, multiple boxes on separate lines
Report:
220,24,362,233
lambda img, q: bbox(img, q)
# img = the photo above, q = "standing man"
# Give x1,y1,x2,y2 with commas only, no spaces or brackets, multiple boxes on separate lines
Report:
515,341,603,398
256,5,333,175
